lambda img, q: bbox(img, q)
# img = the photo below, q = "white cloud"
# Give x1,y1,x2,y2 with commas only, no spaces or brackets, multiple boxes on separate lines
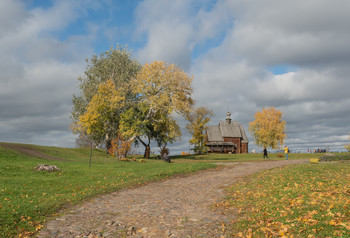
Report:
137,21,193,70
135,0,232,71
154,0,350,153
220,0,350,67
1,0,349,153
0,0,96,147
0,0,29,36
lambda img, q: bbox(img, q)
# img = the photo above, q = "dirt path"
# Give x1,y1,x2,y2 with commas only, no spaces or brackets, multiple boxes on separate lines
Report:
36,159,308,238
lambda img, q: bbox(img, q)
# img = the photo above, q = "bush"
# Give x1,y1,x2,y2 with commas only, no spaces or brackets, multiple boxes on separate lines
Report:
310,158,319,164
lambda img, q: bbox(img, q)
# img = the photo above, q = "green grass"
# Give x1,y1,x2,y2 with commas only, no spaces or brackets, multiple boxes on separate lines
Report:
0,143,215,237
320,153,350,161
1,143,347,237
171,151,313,162
216,162,350,237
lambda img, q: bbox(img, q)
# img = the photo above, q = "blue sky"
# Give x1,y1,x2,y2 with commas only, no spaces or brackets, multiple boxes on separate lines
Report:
1,0,350,154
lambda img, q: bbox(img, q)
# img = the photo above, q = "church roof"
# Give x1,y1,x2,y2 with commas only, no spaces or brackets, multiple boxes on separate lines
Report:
206,113,248,143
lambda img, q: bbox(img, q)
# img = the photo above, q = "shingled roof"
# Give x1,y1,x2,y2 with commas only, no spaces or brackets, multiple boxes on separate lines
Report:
206,114,248,143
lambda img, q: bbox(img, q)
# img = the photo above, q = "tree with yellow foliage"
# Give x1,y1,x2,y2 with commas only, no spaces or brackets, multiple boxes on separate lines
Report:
75,57,194,158
186,106,214,154
71,45,141,149
78,80,125,150
120,61,194,158
249,107,286,149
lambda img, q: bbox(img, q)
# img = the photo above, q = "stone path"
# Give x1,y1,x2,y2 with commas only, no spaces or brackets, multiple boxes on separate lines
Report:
36,159,308,238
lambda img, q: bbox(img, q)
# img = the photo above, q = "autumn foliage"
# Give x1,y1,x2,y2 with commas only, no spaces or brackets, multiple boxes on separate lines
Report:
249,107,286,149
71,46,141,148
75,56,194,158
120,61,194,157
186,106,214,154
108,134,133,159
78,80,124,139
132,61,193,116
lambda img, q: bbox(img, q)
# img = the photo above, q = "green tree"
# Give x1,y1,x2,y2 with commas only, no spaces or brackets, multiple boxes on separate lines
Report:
71,45,141,149
120,102,180,158
248,107,286,149
186,106,214,154
120,61,194,158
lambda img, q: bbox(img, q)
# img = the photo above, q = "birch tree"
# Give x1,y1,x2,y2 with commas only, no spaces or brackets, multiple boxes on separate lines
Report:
249,107,286,149
120,61,194,158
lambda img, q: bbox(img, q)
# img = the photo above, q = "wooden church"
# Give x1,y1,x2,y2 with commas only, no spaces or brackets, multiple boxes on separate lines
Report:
206,112,249,154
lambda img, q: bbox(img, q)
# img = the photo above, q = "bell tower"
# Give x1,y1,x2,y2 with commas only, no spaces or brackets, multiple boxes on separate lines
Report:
226,112,232,124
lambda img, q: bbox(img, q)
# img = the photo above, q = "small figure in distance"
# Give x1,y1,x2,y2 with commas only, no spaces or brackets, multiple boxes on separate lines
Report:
263,147,268,159
282,145,289,160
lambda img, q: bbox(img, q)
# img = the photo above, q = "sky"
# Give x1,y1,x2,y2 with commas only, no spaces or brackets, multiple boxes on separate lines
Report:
1,0,350,154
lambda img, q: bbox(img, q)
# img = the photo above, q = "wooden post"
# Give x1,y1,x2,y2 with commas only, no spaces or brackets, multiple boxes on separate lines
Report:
89,141,93,168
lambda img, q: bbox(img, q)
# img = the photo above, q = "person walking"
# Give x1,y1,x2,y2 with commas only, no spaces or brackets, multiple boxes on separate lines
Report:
263,147,268,159
282,145,289,160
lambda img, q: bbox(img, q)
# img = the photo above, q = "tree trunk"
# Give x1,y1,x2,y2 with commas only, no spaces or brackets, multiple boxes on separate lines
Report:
105,133,112,153
144,145,150,158
138,136,151,158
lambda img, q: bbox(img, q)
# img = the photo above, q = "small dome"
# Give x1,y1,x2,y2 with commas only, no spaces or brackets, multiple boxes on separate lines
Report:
226,112,232,123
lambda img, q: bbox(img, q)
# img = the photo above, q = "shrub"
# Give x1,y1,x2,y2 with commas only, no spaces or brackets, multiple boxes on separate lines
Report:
310,158,319,164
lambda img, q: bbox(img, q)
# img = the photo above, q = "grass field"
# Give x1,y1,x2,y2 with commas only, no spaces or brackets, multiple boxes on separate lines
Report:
216,162,350,237
172,151,311,162
0,142,348,237
0,143,216,237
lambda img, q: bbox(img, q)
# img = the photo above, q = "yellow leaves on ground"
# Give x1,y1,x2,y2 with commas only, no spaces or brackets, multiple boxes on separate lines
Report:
216,164,350,237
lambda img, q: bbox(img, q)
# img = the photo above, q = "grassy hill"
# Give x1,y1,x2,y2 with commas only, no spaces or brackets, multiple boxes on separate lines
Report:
0,143,215,237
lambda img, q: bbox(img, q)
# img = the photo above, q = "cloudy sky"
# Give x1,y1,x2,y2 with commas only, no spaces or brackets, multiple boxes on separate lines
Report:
1,0,349,153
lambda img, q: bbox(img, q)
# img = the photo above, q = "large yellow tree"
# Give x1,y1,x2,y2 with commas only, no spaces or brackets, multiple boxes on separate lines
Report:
249,107,286,149
120,61,194,158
